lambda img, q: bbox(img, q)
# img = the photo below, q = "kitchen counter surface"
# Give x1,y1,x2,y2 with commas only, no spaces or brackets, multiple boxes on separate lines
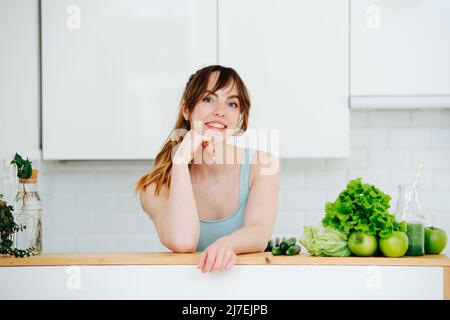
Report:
1,252,449,267
1,252,449,299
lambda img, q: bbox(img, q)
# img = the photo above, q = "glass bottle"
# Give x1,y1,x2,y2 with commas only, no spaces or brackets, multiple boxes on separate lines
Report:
394,184,425,256
12,169,43,255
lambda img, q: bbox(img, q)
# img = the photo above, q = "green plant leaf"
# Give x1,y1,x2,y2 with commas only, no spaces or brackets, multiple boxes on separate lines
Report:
0,195,35,257
10,152,33,179
10,152,24,165
22,161,32,179
322,178,397,239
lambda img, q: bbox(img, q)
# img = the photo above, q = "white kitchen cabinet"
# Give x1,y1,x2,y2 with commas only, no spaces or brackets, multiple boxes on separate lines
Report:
42,0,216,159
351,0,450,109
42,0,349,159
0,265,444,299
0,0,41,160
220,0,349,158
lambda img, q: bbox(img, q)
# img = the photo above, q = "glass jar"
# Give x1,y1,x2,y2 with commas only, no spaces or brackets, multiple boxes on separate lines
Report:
12,169,43,255
394,184,425,256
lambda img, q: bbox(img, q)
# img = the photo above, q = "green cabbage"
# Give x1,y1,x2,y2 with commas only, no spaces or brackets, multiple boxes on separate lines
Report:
300,225,351,257
322,178,407,239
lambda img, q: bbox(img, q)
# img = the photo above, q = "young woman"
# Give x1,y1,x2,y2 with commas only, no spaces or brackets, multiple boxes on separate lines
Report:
134,65,280,273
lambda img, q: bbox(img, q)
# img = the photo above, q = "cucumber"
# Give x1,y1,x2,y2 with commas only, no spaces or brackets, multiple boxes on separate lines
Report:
279,241,289,253
286,245,301,256
286,237,297,247
271,246,282,256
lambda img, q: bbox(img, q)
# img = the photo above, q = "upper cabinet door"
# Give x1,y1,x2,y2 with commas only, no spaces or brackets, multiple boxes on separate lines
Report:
42,0,216,160
351,0,450,96
219,0,349,158
0,0,41,160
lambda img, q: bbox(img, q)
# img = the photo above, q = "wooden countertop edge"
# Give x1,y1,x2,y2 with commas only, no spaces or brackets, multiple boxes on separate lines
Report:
1,252,449,267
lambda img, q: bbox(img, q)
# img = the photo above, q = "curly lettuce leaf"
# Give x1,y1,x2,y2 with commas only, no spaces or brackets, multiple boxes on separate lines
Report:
322,178,403,239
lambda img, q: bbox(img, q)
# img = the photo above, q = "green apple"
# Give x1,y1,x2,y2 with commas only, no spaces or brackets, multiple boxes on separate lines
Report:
425,227,447,254
348,231,378,257
380,231,409,257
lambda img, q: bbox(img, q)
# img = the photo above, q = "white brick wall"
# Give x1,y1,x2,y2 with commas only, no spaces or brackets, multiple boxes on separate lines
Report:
1,110,449,256
275,110,449,256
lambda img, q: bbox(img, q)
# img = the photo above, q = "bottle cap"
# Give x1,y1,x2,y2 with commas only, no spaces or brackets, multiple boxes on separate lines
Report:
19,168,38,184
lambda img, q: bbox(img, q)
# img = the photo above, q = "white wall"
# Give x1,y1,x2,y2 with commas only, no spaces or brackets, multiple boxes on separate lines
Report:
1,109,449,255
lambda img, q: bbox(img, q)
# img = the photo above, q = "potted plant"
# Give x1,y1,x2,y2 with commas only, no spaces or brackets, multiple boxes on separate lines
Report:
0,153,39,257
0,194,35,257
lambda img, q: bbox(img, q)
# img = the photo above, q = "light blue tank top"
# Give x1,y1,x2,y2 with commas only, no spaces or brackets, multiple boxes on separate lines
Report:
196,147,257,252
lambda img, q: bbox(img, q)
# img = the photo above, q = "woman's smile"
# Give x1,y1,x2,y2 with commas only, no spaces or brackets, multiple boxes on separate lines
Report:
204,120,228,132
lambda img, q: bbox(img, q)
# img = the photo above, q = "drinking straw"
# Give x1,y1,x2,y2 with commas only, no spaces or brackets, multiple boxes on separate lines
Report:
401,160,424,217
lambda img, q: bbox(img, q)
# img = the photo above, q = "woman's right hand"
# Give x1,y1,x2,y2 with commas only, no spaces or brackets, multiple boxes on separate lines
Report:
173,129,215,165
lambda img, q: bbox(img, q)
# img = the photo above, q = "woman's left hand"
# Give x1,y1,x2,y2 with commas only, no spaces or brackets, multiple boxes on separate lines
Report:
198,240,237,273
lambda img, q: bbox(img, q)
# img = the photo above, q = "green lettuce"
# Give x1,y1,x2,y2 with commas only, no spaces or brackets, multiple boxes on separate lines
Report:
322,178,407,239
300,225,351,257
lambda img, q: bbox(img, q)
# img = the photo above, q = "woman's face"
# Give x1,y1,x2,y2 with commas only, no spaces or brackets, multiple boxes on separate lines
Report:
187,72,241,143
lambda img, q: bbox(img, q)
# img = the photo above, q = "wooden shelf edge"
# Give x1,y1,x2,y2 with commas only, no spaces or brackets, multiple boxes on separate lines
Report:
445,267,450,300
1,252,449,267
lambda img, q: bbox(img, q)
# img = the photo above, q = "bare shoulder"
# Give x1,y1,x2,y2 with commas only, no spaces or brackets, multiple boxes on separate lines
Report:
139,182,169,223
249,150,281,188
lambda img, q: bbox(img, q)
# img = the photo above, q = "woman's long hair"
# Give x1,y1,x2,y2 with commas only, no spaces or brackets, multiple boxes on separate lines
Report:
134,65,251,196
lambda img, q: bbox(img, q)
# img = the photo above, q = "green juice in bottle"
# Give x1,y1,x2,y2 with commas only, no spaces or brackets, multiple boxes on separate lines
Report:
395,185,425,257
405,222,424,256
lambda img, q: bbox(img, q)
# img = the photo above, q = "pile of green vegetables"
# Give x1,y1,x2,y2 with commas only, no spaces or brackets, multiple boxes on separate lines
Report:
268,237,301,256
299,178,407,257
322,178,406,239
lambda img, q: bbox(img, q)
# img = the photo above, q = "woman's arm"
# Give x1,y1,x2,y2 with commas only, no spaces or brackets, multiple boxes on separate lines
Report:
198,151,281,272
163,159,200,252
140,130,214,253
139,165,199,252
